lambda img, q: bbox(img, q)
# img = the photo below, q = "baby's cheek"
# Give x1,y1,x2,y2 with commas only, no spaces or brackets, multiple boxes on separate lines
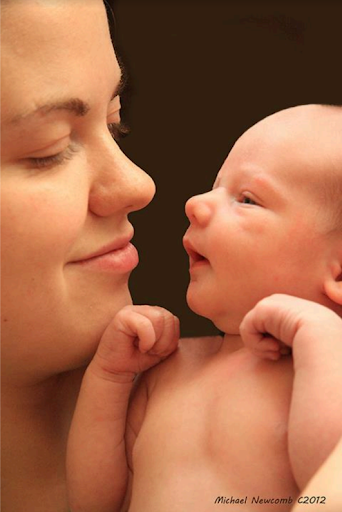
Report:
285,219,325,266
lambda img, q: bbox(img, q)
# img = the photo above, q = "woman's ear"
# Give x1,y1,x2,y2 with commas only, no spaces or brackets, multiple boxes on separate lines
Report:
324,260,342,306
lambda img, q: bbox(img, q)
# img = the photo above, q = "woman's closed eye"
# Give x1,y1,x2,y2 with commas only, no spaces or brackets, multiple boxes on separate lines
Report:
24,121,130,170
25,143,80,170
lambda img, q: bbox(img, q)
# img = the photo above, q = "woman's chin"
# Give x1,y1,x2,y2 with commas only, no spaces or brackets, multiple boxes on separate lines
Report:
55,291,134,374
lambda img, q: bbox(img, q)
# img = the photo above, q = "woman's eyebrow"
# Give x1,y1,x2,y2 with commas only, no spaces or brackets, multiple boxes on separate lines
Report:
8,98,91,126
7,72,127,127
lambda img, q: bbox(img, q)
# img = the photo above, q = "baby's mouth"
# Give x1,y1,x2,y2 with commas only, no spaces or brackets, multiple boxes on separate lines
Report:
189,251,210,270
191,250,208,264
183,239,209,268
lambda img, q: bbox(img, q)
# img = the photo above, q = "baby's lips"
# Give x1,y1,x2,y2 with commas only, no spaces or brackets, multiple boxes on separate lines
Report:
183,237,207,262
280,345,292,356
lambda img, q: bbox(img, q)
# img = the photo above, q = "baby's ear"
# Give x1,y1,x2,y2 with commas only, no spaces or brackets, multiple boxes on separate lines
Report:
324,259,342,306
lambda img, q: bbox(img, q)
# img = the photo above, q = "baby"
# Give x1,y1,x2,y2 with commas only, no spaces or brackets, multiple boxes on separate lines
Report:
67,104,342,512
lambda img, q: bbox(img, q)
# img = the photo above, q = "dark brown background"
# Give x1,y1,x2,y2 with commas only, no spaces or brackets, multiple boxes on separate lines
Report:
109,0,342,336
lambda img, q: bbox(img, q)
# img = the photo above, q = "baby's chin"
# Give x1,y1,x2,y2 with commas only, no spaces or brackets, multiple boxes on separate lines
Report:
186,287,207,317
186,290,240,334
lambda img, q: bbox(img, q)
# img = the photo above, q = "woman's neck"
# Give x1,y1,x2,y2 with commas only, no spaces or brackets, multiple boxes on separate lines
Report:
2,368,85,512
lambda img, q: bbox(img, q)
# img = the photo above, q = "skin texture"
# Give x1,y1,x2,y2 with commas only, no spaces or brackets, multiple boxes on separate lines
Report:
240,294,342,488
291,435,342,512
66,105,342,511
3,3,341,507
67,306,180,512
184,105,342,333
1,1,155,510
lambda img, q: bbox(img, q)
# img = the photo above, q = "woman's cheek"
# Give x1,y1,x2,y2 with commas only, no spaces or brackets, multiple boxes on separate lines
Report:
4,177,87,261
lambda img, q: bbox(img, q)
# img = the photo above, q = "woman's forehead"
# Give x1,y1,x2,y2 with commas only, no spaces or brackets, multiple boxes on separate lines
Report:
1,0,108,46
1,0,119,124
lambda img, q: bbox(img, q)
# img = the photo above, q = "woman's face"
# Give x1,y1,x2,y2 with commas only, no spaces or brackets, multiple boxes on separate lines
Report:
1,0,155,382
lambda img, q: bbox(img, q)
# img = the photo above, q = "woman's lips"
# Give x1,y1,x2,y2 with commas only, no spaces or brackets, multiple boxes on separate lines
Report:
72,241,139,273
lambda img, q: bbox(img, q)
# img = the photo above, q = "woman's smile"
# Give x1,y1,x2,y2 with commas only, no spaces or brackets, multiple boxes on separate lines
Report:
73,242,139,273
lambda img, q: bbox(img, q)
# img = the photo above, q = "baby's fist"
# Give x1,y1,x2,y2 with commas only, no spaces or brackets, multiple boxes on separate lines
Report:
240,294,342,362
90,305,180,381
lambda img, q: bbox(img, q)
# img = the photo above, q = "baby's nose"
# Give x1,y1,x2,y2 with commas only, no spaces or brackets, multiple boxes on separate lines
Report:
185,194,212,227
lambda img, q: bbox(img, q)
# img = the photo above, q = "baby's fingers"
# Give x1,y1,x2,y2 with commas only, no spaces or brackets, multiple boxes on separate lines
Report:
242,331,280,359
240,300,293,360
117,305,179,357
149,312,180,358
109,305,180,367
254,337,281,353
116,309,156,353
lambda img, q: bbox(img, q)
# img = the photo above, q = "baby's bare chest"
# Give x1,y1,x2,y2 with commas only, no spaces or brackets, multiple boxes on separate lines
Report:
141,364,290,458
132,354,298,507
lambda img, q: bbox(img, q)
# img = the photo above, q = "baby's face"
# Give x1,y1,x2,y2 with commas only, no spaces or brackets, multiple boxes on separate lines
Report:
183,105,341,333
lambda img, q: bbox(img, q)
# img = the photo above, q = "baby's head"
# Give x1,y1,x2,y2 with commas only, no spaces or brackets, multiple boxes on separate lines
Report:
183,104,342,333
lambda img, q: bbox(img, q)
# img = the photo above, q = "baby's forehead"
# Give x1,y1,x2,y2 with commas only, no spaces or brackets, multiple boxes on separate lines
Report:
220,105,342,185
252,105,341,149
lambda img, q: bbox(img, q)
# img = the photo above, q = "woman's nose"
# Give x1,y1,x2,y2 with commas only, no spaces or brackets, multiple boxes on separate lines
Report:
88,141,156,217
185,193,212,227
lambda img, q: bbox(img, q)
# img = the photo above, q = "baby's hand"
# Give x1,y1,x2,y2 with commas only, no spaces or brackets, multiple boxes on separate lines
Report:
89,305,180,382
240,294,342,362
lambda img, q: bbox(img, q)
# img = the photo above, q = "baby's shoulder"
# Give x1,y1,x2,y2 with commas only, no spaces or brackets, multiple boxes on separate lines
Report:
146,335,223,385
171,334,223,367
178,335,224,358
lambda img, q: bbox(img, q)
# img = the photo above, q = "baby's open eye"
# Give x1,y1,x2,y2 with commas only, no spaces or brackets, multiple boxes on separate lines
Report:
240,195,258,206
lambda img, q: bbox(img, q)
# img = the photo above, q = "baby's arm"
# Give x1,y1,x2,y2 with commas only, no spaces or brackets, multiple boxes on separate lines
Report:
67,305,179,512
240,294,342,489
291,434,342,512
